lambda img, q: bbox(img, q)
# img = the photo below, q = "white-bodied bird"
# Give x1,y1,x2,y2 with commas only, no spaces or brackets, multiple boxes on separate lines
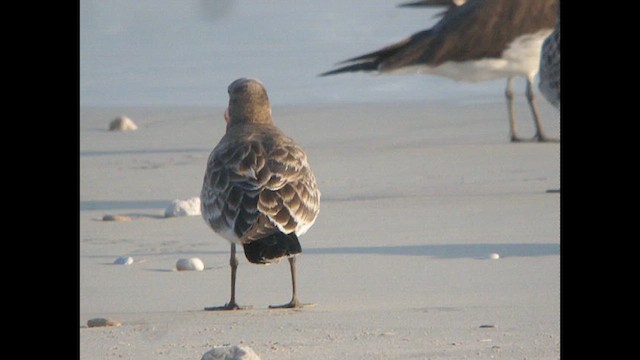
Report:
321,0,559,142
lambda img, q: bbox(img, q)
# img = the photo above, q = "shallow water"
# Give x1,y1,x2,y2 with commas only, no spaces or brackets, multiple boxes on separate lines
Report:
80,0,536,107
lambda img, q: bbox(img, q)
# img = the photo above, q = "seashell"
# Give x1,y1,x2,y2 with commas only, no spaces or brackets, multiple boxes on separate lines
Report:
164,197,201,217
108,115,138,131
176,257,204,271
114,256,134,265
201,345,261,360
87,318,122,328
103,214,133,222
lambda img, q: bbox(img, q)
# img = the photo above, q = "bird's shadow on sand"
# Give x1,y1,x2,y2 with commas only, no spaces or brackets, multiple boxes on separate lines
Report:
81,200,170,212
80,147,209,157
303,243,558,259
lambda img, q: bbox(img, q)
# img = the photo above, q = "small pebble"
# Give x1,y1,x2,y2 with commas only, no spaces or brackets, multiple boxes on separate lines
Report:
489,253,500,260
109,116,138,131
176,258,205,271
114,256,134,265
201,345,261,360
103,214,133,222
87,318,122,328
164,197,201,217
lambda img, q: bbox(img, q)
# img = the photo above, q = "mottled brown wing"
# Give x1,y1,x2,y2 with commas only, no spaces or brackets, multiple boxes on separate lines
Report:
245,140,320,242
201,139,264,242
201,134,319,244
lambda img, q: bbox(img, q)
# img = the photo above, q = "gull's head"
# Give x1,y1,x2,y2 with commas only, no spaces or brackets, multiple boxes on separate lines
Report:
225,78,272,125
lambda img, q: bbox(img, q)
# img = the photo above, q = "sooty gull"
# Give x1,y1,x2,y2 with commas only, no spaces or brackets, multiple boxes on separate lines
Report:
201,78,321,310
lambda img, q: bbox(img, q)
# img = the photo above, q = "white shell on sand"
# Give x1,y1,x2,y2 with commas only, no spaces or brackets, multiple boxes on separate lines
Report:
489,253,500,260
109,116,138,131
87,318,122,328
114,256,134,265
176,257,204,271
164,197,201,217
201,345,261,360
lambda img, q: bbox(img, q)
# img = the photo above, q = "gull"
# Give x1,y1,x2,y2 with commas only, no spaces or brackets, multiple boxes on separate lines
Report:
321,0,559,142
201,78,321,310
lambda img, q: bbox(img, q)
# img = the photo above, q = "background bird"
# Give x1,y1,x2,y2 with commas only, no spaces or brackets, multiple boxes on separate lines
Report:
538,12,560,109
201,78,321,310
321,0,559,142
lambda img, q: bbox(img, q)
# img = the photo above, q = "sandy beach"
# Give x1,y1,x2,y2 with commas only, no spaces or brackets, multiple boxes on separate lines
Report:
80,100,560,359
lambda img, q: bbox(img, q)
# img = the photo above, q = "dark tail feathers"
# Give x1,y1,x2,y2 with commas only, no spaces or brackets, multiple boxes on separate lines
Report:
243,232,302,264
319,61,380,76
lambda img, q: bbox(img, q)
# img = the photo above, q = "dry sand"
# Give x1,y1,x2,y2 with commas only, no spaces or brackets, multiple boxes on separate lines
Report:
80,100,560,359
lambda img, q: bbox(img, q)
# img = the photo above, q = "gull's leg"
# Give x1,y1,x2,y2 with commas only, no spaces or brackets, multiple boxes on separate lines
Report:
205,243,252,311
269,256,315,309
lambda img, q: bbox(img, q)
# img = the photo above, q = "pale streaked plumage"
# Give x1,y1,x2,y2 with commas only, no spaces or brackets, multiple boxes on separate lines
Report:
201,78,320,310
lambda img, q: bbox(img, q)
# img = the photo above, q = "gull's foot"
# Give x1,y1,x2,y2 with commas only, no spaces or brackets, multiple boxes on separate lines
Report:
511,135,541,143
510,135,527,143
268,299,316,309
511,135,560,143
510,135,539,143
205,302,253,311
535,134,560,143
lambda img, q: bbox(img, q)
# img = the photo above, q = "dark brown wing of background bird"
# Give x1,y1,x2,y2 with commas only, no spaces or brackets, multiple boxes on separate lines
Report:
320,0,558,75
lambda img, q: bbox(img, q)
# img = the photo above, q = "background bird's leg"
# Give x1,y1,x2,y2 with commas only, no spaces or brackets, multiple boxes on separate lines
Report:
526,77,558,142
505,77,521,142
